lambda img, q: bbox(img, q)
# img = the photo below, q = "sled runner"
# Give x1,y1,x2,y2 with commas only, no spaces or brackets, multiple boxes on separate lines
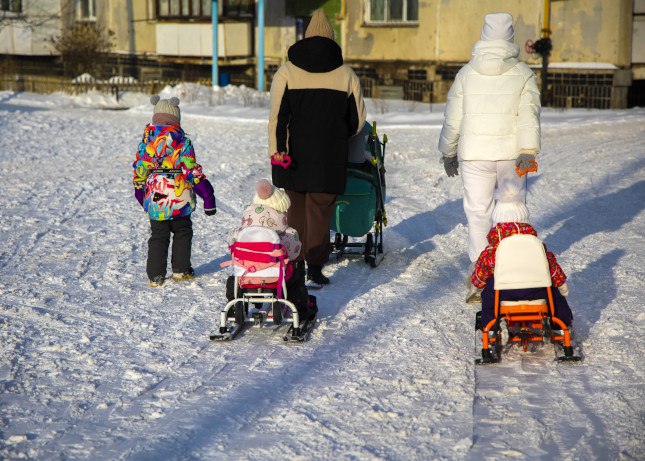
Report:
210,226,315,342
476,234,581,364
331,122,388,268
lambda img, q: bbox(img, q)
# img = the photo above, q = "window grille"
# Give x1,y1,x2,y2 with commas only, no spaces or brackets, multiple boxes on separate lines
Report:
407,68,426,81
547,72,613,109
402,80,431,101
436,66,460,81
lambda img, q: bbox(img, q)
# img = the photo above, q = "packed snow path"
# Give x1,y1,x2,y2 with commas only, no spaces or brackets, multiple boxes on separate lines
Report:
0,92,643,460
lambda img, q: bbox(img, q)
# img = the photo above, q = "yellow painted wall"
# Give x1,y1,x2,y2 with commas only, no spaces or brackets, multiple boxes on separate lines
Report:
549,0,632,66
340,0,630,67
343,0,541,64
102,0,156,55
265,0,295,63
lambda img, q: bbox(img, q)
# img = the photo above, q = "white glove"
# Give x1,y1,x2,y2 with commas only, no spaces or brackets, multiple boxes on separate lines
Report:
558,283,569,297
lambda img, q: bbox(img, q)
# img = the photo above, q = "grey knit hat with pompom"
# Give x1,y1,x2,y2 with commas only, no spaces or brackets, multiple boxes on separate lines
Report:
150,95,181,125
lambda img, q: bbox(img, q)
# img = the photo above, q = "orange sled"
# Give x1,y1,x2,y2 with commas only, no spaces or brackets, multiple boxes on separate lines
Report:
476,234,581,364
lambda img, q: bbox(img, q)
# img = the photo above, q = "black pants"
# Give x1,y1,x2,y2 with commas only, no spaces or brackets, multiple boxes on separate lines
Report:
147,216,193,280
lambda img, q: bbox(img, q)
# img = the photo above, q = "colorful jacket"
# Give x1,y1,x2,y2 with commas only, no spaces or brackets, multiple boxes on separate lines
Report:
471,222,566,289
132,124,213,221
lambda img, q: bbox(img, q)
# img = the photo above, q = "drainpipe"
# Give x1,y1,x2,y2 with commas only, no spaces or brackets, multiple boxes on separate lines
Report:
257,0,265,91
540,0,551,103
212,0,218,87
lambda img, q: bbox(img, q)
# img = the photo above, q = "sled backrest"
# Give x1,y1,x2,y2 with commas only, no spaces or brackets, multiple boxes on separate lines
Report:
230,226,286,279
494,234,551,290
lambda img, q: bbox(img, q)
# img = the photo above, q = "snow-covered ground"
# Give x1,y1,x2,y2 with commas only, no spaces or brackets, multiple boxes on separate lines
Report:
0,87,643,460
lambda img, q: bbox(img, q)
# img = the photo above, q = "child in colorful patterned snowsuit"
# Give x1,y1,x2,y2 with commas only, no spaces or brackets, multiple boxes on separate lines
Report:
471,179,573,328
225,179,316,321
133,95,216,286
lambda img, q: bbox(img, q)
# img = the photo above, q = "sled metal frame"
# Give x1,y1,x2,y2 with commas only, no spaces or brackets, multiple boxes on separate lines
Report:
476,287,581,364
210,277,309,342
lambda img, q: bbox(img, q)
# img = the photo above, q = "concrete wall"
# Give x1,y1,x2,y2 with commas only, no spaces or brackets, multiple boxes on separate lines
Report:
0,0,61,55
340,0,631,68
101,0,156,54
549,0,632,66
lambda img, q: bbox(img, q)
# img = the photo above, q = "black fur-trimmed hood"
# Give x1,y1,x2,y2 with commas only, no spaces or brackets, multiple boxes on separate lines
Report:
287,36,343,73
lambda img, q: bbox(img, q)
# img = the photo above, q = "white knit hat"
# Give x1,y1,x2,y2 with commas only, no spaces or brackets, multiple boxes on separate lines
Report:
492,178,529,224
481,13,515,42
305,10,335,40
253,179,291,213
151,95,181,125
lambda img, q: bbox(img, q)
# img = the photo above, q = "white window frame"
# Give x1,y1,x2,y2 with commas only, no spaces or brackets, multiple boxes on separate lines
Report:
364,0,418,25
76,0,97,21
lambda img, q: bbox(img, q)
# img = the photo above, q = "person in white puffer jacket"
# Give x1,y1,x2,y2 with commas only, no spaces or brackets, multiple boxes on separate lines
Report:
438,12,541,303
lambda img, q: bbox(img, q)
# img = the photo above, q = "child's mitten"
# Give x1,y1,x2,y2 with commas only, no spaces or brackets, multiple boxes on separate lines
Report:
193,179,217,215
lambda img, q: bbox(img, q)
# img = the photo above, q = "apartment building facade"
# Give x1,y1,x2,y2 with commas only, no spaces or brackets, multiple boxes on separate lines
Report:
1,0,643,107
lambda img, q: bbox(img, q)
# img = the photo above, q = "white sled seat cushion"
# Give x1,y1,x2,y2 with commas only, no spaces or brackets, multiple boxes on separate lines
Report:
501,299,547,306
232,226,283,278
494,234,551,290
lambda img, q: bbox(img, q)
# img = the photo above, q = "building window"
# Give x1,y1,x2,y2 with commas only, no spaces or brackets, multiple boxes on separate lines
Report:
1,0,22,13
156,0,254,19
76,0,96,20
366,0,418,23
223,0,254,18
156,0,212,19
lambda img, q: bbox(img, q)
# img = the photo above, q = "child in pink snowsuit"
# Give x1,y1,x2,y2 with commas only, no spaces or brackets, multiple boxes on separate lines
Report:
226,179,316,321
471,180,573,328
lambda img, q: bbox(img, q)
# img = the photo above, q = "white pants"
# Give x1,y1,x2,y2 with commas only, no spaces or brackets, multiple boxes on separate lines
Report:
460,160,526,262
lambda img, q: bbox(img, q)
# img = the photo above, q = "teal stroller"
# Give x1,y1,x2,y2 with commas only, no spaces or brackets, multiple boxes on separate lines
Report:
331,122,388,267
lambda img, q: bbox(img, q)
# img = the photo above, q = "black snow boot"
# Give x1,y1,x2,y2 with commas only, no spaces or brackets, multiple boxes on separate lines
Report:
306,295,318,321
307,265,330,285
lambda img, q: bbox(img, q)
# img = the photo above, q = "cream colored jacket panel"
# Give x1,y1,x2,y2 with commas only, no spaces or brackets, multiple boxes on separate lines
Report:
438,40,541,161
267,61,366,157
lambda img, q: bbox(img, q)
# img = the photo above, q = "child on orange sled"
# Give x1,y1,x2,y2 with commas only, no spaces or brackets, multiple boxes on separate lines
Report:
470,179,573,331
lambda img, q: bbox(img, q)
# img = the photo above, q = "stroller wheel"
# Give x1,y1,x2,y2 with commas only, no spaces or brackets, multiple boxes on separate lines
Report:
334,232,342,250
364,233,374,263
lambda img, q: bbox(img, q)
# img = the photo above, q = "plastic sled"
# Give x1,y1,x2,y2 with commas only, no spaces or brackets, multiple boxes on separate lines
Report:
476,234,581,364
210,226,313,342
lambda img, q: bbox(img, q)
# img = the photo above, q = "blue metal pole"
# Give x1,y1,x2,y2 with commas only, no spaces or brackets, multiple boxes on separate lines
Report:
257,0,265,91
212,0,218,86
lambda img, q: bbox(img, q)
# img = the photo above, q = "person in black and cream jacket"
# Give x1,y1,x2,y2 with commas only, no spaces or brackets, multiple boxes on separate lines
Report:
268,10,366,286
